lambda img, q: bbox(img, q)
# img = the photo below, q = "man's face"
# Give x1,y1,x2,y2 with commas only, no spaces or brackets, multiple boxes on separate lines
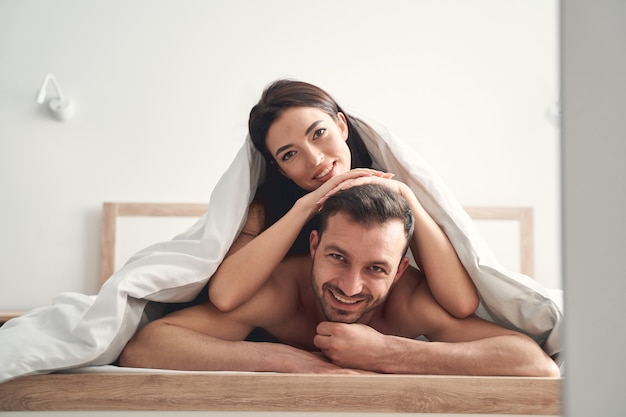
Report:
309,212,410,323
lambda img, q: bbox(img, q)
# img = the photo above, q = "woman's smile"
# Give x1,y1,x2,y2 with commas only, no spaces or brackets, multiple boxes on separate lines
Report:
265,107,351,191
313,162,337,182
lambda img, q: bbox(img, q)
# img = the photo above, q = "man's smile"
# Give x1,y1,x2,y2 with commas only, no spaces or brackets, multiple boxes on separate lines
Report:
327,287,366,307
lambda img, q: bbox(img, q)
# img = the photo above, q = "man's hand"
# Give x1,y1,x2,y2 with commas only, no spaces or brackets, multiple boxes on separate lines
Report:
313,322,389,372
269,343,362,374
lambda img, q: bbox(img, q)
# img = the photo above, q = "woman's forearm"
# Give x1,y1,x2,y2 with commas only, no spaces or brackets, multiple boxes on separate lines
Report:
403,190,479,318
208,198,313,312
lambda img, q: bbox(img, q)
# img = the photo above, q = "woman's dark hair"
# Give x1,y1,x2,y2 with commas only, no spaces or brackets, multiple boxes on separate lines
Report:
249,79,373,254
249,79,371,168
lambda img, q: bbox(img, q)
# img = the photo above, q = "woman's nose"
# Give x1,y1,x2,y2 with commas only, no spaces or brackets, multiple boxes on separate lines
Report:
304,146,324,166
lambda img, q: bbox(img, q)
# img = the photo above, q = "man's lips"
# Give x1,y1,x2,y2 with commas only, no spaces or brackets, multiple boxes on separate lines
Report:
327,287,364,307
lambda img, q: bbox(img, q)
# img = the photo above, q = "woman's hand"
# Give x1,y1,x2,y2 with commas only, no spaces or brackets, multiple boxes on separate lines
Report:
315,174,411,210
297,168,394,218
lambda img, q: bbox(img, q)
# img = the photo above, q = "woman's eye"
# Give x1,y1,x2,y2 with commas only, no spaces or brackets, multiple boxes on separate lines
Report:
281,150,296,161
313,128,326,139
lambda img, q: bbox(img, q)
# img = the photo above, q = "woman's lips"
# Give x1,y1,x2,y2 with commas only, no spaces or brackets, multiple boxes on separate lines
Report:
313,162,336,181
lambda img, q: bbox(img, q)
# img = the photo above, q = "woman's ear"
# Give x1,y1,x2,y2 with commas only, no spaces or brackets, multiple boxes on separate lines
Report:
336,112,349,141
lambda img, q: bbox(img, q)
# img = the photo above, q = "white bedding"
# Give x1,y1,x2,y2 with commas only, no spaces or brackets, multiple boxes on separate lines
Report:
0,115,563,383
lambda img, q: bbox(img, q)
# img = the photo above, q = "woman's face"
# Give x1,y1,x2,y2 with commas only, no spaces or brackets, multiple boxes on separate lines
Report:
265,107,351,191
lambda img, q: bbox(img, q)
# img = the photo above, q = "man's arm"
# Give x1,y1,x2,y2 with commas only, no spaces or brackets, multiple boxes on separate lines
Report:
313,281,559,377
119,297,357,374
315,321,559,376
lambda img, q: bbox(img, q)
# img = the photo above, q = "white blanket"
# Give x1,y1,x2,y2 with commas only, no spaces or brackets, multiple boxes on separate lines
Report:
0,116,563,383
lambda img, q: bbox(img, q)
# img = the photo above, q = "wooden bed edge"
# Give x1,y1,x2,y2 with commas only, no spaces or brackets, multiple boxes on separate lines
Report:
0,372,562,414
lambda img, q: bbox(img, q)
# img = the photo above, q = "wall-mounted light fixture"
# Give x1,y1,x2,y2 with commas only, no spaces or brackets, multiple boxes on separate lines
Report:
36,73,74,121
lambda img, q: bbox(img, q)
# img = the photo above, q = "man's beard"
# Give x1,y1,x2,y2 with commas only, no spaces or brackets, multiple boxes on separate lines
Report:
311,269,385,324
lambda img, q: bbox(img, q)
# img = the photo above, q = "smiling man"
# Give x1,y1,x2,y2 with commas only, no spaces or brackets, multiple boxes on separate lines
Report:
119,184,559,376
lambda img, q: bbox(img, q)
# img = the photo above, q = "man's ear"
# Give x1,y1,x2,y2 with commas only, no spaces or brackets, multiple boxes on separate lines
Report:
310,230,320,257
393,257,411,283
336,112,349,141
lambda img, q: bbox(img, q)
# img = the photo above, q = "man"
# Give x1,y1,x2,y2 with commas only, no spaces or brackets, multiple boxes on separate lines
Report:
119,184,558,376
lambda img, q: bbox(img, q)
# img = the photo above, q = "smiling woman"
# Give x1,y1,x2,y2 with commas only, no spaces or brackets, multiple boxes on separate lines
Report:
265,107,351,190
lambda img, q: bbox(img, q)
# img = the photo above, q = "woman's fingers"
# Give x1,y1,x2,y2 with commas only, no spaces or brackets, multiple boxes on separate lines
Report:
310,169,396,215
315,170,393,201
317,175,396,208
345,168,394,179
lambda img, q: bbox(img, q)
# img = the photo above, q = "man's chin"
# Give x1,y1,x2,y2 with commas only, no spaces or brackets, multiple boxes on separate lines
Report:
324,309,361,324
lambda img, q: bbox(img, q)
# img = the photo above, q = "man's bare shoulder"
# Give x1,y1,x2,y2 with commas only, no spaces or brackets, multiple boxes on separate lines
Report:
377,266,445,337
231,254,311,327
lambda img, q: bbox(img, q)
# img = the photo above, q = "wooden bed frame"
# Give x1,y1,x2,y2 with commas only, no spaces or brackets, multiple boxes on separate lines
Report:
0,202,561,414
0,372,561,414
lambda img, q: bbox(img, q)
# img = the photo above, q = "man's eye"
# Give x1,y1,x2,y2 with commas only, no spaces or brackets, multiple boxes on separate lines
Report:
370,266,385,273
330,253,344,261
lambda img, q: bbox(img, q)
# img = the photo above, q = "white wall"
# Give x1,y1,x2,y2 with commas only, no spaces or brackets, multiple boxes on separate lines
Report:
0,0,560,313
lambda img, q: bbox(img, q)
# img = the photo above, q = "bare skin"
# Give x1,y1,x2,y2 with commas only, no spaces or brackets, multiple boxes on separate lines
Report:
209,107,478,318
120,213,559,377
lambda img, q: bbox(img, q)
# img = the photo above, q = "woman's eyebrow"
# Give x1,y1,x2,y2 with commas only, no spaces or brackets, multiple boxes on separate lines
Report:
274,120,324,157
274,144,293,157
305,120,323,136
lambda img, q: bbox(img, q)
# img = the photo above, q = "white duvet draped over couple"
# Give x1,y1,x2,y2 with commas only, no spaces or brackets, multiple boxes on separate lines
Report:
0,112,563,384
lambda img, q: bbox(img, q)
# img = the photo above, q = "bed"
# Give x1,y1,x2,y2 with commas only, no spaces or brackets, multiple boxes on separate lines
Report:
0,118,563,413
0,202,561,414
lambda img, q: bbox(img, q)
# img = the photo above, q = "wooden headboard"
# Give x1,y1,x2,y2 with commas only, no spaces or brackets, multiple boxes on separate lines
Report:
464,206,534,276
99,202,535,286
0,203,536,324
99,202,209,287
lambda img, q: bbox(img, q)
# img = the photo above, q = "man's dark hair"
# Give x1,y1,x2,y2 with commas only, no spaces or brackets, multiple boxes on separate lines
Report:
318,184,414,255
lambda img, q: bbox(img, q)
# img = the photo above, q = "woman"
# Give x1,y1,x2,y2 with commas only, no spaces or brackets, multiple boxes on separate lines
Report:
208,80,478,319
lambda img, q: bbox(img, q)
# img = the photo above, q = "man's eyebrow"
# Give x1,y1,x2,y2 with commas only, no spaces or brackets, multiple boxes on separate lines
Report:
324,243,393,269
325,243,347,255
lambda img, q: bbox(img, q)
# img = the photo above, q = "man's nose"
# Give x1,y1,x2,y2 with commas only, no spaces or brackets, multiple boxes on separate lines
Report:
337,270,364,297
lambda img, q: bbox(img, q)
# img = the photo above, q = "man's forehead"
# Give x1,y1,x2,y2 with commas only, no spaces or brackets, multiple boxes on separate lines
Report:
323,213,406,254
325,211,402,230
